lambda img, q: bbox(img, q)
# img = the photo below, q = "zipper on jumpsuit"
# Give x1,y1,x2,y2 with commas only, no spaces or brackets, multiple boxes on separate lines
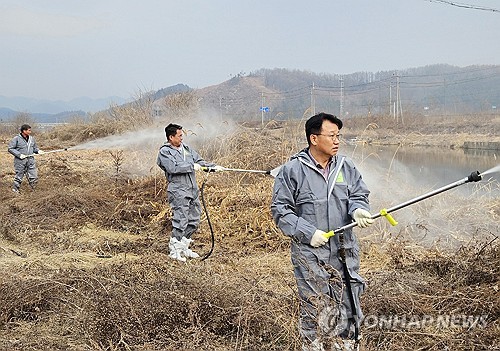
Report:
326,157,346,261
181,145,197,190
298,155,346,245
22,136,35,176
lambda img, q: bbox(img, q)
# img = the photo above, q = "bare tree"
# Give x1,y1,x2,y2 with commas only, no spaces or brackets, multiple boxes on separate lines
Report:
107,89,155,130
162,91,199,118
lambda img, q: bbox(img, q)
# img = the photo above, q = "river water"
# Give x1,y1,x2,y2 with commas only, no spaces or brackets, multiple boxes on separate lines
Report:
345,144,499,196
341,144,499,246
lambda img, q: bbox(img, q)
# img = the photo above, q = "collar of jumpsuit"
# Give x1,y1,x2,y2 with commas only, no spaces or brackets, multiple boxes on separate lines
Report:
307,150,333,180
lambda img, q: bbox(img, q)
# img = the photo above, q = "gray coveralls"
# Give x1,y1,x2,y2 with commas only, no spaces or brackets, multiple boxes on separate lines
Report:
271,149,371,345
156,142,215,240
8,134,40,191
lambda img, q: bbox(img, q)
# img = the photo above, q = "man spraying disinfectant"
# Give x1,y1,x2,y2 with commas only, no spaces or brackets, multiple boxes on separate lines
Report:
271,112,373,351
8,124,45,193
156,123,224,262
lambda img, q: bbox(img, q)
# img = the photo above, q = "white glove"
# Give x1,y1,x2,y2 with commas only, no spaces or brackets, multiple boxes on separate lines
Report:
193,163,202,171
37,150,45,155
213,165,225,172
353,208,374,228
310,230,328,248
19,154,27,159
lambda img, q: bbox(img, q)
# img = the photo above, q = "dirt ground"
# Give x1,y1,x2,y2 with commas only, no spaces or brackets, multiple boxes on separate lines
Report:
0,116,498,350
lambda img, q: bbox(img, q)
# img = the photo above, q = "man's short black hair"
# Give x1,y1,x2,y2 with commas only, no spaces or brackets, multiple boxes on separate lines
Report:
305,112,343,145
165,123,182,139
20,124,31,132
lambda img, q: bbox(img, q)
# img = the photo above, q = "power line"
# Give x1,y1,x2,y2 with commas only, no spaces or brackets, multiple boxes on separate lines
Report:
425,0,500,13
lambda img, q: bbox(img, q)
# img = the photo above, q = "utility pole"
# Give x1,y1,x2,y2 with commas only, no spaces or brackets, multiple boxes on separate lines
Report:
396,74,400,123
339,75,344,118
219,96,223,120
310,83,315,116
389,79,393,118
261,92,265,127
396,74,403,124
443,78,446,115
378,82,381,115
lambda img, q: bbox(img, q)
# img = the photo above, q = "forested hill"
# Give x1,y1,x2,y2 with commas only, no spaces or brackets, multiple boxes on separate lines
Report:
4,64,500,123
195,64,500,120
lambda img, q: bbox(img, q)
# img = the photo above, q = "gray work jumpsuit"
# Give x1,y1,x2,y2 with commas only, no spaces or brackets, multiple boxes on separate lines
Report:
157,142,215,240
8,134,40,190
271,149,371,345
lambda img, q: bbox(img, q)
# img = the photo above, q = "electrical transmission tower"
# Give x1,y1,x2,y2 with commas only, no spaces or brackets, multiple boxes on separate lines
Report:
310,82,315,116
339,75,344,118
390,73,403,123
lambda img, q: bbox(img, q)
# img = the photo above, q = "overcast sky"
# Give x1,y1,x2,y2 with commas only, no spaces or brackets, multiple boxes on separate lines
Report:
1,0,499,101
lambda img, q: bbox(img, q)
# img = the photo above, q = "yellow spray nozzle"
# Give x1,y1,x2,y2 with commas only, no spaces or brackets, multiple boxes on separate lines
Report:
380,209,398,226
323,230,335,239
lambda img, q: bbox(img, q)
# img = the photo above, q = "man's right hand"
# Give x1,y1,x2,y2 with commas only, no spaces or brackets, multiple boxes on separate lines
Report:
194,163,202,171
310,230,328,247
353,208,374,228
19,154,27,159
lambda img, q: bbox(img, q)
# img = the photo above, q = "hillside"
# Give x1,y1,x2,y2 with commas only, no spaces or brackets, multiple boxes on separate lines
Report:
146,64,500,123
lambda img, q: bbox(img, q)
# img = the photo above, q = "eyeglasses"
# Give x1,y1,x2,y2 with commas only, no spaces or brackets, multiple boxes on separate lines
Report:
314,133,342,141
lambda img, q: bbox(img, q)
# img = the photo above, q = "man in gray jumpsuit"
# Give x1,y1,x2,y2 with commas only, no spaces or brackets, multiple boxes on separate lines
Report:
157,123,223,262
8,124,44,193
271,113,373,351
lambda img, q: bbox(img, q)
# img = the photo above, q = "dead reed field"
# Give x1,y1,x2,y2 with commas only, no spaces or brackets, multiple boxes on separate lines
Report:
0,115,498,350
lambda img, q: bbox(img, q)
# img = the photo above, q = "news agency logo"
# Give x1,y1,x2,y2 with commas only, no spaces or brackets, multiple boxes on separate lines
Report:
362,314,489,330
318,304,348,335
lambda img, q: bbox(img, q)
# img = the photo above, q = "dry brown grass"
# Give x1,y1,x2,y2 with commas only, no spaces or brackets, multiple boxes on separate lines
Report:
343,113,500,148
0,116,498,350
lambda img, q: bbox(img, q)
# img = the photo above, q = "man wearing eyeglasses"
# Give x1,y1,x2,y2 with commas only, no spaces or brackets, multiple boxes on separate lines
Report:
271,112,373,351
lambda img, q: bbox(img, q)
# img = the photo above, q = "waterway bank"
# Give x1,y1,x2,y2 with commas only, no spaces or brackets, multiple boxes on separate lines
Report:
344,114,500,150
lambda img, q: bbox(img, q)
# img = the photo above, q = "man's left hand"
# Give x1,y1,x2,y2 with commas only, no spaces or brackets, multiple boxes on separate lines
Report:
213,165,225,172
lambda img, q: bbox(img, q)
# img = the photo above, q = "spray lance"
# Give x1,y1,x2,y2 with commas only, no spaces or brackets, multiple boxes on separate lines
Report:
25,148,69,157
200,165,282,177
321,170,483,239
